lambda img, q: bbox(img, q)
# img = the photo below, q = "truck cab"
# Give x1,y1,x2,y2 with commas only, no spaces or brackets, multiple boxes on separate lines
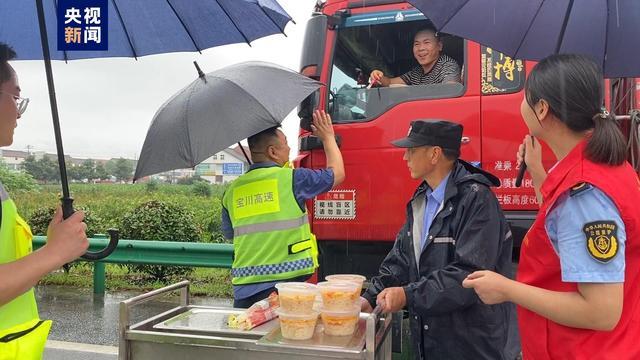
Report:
296,0,639,279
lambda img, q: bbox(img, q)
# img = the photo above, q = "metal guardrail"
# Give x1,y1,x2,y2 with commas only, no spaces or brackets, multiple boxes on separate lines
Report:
33,236,233,295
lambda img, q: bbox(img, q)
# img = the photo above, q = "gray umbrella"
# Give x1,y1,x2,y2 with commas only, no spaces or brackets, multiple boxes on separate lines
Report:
134,61,321,181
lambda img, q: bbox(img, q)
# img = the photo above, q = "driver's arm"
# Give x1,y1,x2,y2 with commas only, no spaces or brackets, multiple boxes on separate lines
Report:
388,76,408,85
370,70,407,87
441,61,462,84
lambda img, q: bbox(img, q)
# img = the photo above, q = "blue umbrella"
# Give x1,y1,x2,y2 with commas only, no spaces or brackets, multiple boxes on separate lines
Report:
408,0,640,77
0,0,293,259
4,0,293,60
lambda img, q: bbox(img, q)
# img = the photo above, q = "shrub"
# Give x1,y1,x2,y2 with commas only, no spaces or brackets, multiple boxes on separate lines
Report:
12,183,228,247
27,205,106,272
191,181,211,197
177,175,204,185
211,183,229,199
27,205,105,237
0,166,39,193
206,199,231,243
119,200,202,282
145,179,159,192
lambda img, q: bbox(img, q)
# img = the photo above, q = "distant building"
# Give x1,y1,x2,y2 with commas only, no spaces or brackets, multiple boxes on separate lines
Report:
0,149,128,182
0,147,250,185
152,167,196,184
195,146,250,184
0,149,29,171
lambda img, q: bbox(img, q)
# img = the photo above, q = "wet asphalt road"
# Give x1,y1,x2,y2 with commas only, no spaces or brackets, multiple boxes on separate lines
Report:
36,284,231,346
44,341,118,360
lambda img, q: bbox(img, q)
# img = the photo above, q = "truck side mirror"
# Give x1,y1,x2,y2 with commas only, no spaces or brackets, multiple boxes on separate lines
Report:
327,9,350,30
299,90,320,131
298,14,328,132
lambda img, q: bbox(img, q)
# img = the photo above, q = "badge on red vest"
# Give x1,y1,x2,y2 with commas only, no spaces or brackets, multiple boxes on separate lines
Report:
583,221,619,263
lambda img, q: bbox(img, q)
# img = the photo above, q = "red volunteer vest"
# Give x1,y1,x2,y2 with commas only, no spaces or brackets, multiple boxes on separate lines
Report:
517,141,640,360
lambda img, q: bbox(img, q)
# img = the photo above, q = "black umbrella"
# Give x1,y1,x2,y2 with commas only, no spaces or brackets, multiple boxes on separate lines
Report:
134,61,321,180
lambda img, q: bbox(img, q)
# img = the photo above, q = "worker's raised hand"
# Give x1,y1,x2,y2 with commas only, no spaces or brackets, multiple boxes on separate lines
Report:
311,110,335,142
44,206,89,266
462,270,510,305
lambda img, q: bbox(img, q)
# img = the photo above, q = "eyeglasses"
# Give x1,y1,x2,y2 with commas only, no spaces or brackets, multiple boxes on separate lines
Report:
0,92,29,115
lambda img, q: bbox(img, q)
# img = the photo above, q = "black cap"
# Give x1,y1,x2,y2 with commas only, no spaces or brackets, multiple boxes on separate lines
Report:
391,120,463,150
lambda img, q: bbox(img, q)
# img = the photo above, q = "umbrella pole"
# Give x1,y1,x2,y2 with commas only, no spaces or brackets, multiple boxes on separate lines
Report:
36,0,74,219
237,142,252,165
35,0,119,261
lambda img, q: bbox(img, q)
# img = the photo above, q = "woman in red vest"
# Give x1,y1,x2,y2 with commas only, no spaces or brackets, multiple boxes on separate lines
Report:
463,54,640,359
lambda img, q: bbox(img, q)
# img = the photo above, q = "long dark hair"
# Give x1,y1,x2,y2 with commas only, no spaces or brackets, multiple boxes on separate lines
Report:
525,54,626,165
0,43,16,85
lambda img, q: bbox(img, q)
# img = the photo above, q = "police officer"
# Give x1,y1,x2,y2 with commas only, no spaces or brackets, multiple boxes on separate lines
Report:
463,54,640,359
221,110,344,308
361,120,518,359
0,43,89,358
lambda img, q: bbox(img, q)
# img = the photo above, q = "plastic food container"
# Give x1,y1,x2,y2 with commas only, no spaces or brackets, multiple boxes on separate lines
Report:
317,281,360,311
312,293,323,312
276,309,319,340
275,282,318,314
325,274,366,290
320,306,360,336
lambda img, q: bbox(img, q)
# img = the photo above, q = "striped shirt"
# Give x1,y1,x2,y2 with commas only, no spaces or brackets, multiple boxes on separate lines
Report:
400,54,461,85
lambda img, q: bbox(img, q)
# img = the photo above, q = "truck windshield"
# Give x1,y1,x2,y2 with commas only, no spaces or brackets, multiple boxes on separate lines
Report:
329,10,465,123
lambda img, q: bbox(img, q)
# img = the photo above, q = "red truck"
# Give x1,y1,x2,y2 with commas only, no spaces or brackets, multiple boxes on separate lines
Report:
295,0,640,279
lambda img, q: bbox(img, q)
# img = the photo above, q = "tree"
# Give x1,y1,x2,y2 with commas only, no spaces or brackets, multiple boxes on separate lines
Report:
22,155,41,180
39,156,60,183
22,155,59,183
80,159,97,181
113,158,133,182
94,163,108,181
67,162,83,182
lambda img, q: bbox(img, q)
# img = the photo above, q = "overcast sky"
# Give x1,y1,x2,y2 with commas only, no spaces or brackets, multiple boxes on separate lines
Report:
9,0,316,161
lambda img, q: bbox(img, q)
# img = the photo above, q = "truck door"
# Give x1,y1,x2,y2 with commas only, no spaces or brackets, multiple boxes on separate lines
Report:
303,5,482,277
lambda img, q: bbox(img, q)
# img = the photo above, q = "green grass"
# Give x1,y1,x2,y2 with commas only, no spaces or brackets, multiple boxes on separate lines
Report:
17,183,233,297
13,183,227,240
41,263,233,298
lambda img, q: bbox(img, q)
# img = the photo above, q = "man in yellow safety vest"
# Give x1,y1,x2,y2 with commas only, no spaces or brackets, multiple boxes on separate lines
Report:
222,110,344,308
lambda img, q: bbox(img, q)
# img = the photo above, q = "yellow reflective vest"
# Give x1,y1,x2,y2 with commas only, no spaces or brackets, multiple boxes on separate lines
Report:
222,167,318,285
0,184,51,359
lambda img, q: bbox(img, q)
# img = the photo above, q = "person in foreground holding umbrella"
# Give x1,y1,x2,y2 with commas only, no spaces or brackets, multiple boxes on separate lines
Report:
221,110,344,308
463,54,640,359
0,43,88,358
361,120,518,359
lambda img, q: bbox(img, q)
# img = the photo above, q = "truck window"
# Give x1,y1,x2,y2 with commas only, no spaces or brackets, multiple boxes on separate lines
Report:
328,10,465,123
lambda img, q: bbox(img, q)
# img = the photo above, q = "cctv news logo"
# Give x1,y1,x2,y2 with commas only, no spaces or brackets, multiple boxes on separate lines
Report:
58,0,108,51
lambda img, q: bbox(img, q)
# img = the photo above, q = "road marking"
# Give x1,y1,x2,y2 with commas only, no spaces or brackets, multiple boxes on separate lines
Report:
46,340,118,355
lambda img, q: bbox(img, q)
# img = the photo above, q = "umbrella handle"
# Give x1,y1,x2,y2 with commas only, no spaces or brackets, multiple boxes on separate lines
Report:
61,197,75,220
81,229,120,261
61,197,119,260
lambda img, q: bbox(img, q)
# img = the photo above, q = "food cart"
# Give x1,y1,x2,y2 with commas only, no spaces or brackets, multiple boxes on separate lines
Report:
118,281,393,359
